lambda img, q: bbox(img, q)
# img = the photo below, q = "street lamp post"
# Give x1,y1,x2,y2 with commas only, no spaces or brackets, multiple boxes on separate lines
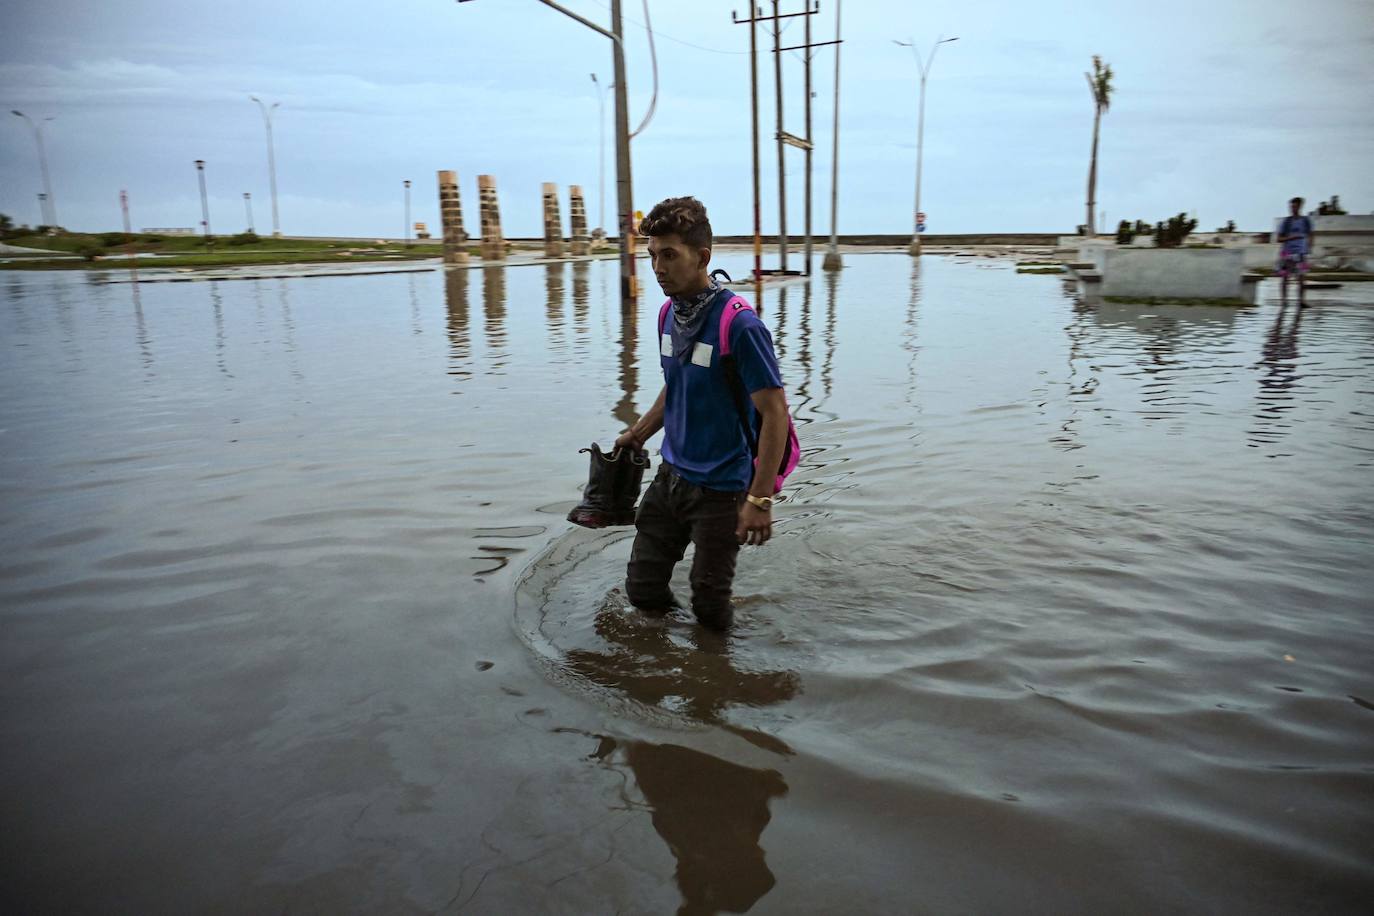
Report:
893,36,958,256
244,192,255,234
195,160,213,251
590,73,615,239
249,96,282,237
403,180,412,247
12,110,57,228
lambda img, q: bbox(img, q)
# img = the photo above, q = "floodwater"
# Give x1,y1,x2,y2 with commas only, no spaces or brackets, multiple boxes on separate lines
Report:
2,255,1371,913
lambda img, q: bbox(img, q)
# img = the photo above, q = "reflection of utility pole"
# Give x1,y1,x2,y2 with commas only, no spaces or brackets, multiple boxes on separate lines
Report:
458,0,635,300
12,110,57,228
194,160,213,251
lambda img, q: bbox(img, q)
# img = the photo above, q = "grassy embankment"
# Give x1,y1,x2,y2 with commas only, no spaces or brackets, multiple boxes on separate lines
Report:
0,232,543,271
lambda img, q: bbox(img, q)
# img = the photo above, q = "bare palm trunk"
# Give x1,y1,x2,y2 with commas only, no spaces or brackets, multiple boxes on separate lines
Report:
1086,104,1101,236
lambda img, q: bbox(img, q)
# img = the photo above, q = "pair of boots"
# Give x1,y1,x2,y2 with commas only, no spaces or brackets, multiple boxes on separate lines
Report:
567,443,650,529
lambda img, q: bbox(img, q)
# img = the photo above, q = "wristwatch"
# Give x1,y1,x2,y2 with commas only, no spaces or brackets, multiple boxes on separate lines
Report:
745,494,775,511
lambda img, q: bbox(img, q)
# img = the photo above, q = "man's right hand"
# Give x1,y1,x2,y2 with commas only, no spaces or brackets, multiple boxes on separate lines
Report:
614,429,642,453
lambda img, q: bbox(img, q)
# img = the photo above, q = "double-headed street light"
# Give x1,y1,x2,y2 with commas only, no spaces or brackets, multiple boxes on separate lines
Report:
893,36,958,256
249,96,282,237
12,110,58,229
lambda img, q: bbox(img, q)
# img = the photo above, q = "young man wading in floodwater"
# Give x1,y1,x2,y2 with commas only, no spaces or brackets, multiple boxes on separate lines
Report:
614,197,790,631
1276,196,1315,306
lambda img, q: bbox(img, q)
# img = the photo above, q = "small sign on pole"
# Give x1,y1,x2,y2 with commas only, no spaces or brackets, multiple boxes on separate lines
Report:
916,211,927,233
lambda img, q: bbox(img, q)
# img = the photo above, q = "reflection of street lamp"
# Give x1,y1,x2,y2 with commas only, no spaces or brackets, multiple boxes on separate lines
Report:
12,110,57,228
249,96,282,237
893,36,958,256
195,160,213,251
590,72,615,238
403,179,412,247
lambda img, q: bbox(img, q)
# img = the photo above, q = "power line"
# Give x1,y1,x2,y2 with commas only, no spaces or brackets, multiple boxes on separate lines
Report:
586,0,748,55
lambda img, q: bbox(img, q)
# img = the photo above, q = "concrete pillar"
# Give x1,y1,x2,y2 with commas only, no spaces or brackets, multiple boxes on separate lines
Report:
542,182,565,258
569,185,590,256
478,174,504,261
437,170,469,265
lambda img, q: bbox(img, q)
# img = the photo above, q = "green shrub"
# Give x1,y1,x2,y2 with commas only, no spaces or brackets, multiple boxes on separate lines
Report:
99,232,128,246
76,244,108,262
227,231,261,246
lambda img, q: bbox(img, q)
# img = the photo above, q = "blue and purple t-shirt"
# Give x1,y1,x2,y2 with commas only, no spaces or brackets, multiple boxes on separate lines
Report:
658,289,783,491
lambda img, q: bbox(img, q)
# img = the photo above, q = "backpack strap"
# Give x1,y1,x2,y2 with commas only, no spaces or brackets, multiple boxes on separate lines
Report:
657,298,672,336
716,294,751,357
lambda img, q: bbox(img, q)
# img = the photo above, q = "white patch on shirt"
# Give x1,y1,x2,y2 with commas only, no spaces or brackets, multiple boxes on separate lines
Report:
660,333,673,357
691,342,714,367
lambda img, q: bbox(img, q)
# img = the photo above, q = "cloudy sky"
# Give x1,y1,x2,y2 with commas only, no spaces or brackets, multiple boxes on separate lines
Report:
2,0,1371,238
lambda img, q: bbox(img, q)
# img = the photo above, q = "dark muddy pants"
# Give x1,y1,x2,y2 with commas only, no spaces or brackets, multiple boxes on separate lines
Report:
626,464,744,630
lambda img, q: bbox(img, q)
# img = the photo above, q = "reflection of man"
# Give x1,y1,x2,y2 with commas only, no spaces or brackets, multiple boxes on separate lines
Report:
623,742,787,916
1275,197,1314,306
615,197,790,631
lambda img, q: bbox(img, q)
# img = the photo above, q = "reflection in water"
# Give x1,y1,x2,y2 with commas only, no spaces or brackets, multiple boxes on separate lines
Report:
572,261,590,343
482,266,507,372
131,279,153,375
903,259,923,404
614,302,639,430
407,272,422,338
562,605,799,749
1251,304,1305,450
444,268,471,380
618,740,787,916
772,285,788,361
209,282,232,378
822,269,838,402
545,262,566,350
276,279,302,382
1057,301,1097,452
795,281,813,405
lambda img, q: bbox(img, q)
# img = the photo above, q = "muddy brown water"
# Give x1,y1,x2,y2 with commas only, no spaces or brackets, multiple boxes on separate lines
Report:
2,257,1371,913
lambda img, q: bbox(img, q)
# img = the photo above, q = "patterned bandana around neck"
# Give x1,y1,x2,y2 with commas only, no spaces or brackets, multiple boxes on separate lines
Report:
669,278,721,362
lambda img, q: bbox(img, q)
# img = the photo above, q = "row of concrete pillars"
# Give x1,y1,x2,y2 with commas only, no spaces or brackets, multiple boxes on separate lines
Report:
436,171,591,266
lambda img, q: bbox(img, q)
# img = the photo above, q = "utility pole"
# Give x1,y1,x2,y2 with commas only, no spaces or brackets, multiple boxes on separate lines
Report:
731,5,764,290
12,110,57,228
611,0,635,300
734,3,833,279
404,179,412,247
895,36,958,256
120,189,135,263
249,96,282,237
194,159,213,251
822,0,843,271
243,192,255,234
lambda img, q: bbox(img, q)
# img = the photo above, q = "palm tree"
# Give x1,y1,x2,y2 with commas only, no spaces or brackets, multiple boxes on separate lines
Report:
1084,55,1114,236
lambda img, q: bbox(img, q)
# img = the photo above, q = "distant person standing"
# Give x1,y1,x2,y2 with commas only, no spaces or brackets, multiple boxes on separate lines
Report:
1276,197,1315,305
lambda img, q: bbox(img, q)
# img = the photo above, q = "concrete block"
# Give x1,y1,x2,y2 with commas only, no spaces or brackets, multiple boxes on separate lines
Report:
478,175,504,261
437,170,469,265
542,182,565,258
1099,248,1248,299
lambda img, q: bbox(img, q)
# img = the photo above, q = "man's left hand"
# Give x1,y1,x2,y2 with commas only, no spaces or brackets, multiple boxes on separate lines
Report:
737,501,772,546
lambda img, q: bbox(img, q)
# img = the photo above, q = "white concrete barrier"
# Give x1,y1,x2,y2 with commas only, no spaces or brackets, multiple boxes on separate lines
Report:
1099,248,1249,299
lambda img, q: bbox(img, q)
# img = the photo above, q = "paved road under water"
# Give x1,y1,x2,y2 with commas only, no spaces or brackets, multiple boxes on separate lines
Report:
2,256,1371,913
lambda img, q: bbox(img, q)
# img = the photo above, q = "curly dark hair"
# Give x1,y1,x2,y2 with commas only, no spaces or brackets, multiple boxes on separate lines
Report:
638,196,712,249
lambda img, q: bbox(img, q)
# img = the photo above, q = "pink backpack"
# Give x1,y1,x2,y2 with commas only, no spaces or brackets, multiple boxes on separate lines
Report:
658,293,801,495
